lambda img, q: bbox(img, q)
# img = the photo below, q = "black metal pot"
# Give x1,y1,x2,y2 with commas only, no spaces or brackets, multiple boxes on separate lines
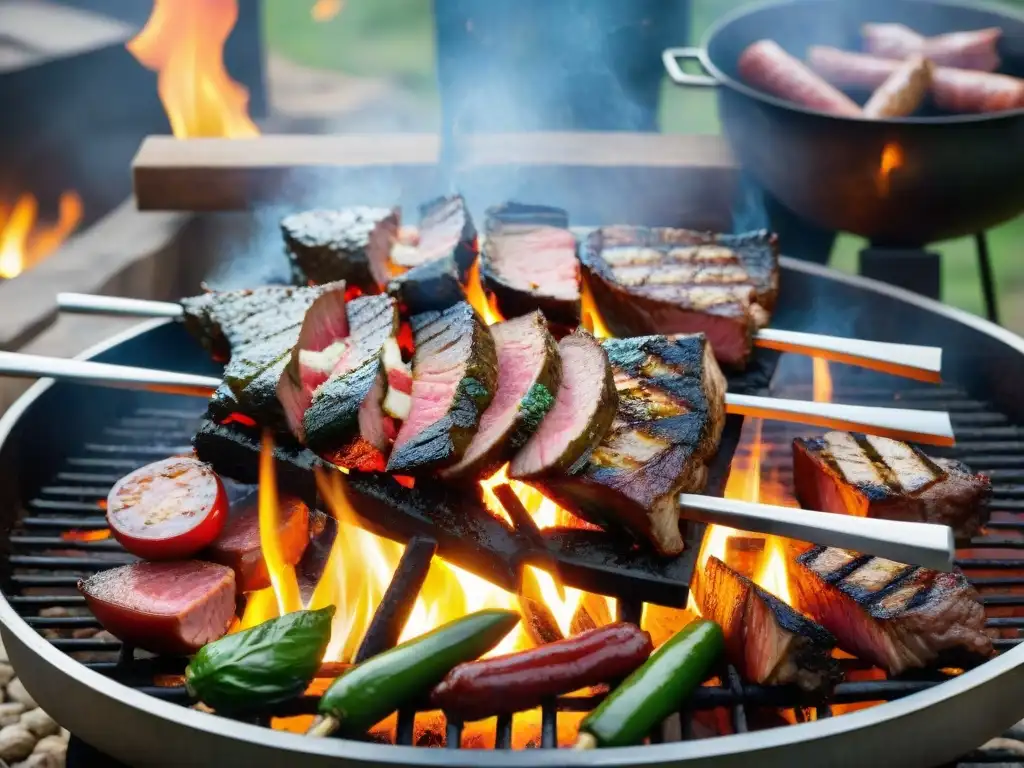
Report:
664,0,1024,245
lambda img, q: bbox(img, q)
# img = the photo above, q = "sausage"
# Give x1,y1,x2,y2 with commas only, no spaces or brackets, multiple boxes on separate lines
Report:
429,622,653,720
863,23,1002,73
863,55,934,118
809,47,1024,114
738,40,862,117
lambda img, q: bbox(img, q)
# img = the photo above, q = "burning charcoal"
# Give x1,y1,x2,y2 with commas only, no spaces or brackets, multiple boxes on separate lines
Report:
519,568,564,645
392,194,477,279
579,227,779,366
281,206,399,292
791,547,993,675
792,431,991,543
441,311,562,480
525,333,726,557
510,329,617,480
387,255,466,314
693,556,841,695
78,561,236,655
387,302,498,474
481,222,581,326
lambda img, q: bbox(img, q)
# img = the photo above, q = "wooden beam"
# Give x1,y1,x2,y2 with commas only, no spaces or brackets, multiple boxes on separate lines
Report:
132,133,739,230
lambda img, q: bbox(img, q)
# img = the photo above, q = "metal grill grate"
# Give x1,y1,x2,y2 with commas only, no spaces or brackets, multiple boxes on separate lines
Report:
6,377,1024,755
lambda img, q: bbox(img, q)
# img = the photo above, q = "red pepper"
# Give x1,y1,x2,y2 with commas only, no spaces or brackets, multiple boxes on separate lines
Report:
430,622,652,721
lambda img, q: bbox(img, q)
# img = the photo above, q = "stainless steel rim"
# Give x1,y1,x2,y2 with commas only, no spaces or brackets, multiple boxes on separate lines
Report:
2,264,1024,766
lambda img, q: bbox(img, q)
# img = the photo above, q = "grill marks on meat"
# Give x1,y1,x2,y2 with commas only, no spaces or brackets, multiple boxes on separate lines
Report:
526,333,726,556
695,556,841,694
793,431,991,543
78,561,236,655
391,194,478,279
303,294,400,470
792,547,993,675
282,207,399,292
387,302,498,473
440,312,561,480
510,330,617,480
580,227,779,366
481,224,581,327
484,202,569,233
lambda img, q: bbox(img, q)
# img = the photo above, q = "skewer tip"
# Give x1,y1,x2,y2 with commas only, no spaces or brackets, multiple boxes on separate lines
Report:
574,733,599,750
306,715,340,738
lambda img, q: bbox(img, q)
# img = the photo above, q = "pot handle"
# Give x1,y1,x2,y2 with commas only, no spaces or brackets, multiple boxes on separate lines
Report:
662,47,718,87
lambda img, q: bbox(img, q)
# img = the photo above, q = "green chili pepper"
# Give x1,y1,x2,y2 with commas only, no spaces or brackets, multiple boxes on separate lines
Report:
185,606,335,713
577,619,723,749
310,609,520,738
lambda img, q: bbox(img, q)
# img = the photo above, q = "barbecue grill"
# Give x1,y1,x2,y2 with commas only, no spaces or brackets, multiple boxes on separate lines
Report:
2,257,1024,767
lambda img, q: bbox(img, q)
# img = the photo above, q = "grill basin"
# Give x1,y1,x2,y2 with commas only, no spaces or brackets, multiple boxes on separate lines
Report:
3,259,1024,767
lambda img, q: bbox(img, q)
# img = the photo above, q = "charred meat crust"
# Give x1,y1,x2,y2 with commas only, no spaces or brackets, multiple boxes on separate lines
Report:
484,202,569,233
793,432,991,544
386,255,466,314
694,556,841,695
386,302,498,473
527,333,727,557
579,227,779,367
440,312,562,480
413,194,478,280
793,547,994,675
281,207,399,292
509,330,618,481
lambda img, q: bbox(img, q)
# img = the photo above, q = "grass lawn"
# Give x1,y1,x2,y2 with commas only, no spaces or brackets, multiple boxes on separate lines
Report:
264,0,1024,326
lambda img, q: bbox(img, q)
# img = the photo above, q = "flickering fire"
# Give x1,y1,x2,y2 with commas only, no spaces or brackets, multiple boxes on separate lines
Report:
128,0,260,138
579,276,611,339
311,0,344,22
875,142,904,197
0,192,83,280
464,259,504,326
813,357,833,403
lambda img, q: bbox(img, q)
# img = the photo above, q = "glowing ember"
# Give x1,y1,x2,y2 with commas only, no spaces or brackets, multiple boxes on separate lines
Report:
128,0,260,138
464,259,504,325
61,529,111,543
813,357,833,403
311,0,344,22
875,142,904,197
0,192,83,279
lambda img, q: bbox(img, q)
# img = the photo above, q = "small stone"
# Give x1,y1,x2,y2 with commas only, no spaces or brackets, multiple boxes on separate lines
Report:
32,735,66,759
58,729,69,742
14,753,61,768
0,663,14,688
19,709,57,739
0,724,36,763
0,703,26,727
37,608,68,619
5,680,36,710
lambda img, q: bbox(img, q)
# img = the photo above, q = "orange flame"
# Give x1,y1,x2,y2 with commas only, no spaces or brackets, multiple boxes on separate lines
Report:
311,0,344,22
61,529,111,543
813,358,833,403
875,143,904,197
579,276,612,339
464,260,504,326
128,0,260,138
0,192,83,279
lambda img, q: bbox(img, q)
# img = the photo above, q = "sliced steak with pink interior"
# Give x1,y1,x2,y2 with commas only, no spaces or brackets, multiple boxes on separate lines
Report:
485,201,569,233
792,431,991,544
440,312,561,480
303,294,400,471
481,225,581,327
390,194,477,279
78,561,236,655
579,227,779,367
524,333,727,556
694,556,841,695
282,206,399,292
792,547,993,675
386,302,498,473
510,330,616,480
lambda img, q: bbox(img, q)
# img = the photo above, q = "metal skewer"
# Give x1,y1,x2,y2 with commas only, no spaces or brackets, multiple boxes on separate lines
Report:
59,292,944,382
679,494,955,572
0,353,954,445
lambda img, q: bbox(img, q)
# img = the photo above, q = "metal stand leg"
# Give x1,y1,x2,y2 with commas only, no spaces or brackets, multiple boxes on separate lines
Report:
975,233,1000,325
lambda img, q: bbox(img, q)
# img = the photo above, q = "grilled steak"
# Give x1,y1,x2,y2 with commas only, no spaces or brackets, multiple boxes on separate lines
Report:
525,333,727,556
78,561,236,655
510,330,617,480
440,312,561,480
695,556,841,694
481,224,580,327
391,194,477,279
204,492,310,593
282,207,399,292
386,302,498,473
303,294,400,470
792,547,993,675
579,227,779,367
386,255,466,314
484,201,569,233
793,431,991,544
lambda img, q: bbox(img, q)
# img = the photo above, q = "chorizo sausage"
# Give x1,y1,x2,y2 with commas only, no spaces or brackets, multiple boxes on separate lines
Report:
863,23,1001,72
739,40,862,116
863,55,934,118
